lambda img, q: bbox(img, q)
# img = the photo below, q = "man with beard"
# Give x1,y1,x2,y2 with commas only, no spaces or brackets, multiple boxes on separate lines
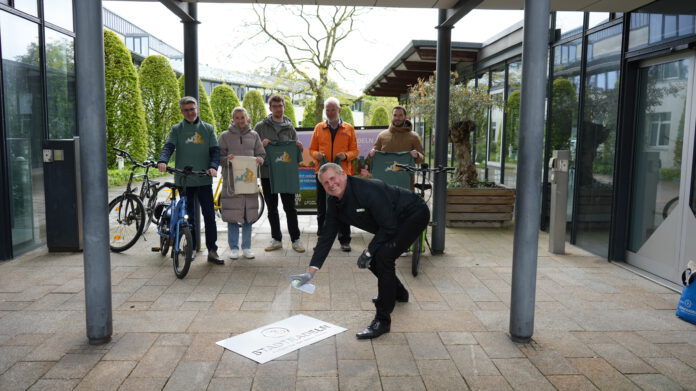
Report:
368,105,424,164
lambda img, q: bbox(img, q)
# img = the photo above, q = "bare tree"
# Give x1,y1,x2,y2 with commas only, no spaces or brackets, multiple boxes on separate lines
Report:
250,5,362,124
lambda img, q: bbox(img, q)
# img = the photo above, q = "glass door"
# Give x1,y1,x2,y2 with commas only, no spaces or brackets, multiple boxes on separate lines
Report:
627,52,696,284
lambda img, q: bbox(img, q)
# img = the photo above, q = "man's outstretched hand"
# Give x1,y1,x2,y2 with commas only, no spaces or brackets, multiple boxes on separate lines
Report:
357,250,372,269
290,272,313,287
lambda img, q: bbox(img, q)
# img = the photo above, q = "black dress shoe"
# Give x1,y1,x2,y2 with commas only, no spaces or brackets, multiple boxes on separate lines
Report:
340,243,351,252
372,290,409,304
207,250,224,265
356,319,390,339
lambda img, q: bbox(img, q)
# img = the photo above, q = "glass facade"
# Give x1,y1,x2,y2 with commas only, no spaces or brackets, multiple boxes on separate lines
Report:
1,11,46,252
575,24,622,257
556,11,584,39
474,72,489,179
0,1,75,259
629,9,695,50
504,61,521,188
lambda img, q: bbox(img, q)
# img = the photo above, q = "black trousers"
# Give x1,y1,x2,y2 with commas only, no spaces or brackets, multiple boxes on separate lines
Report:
315,175,351,244
369,202,430,323
182,185,217,251
261,177,300,242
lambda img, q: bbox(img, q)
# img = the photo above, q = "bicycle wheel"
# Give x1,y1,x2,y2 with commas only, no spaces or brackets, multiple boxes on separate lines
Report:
143,184,160,232
108,194,145,252
248,191,266,224
173,225,193,278
411,230,424,277
160,235,170,256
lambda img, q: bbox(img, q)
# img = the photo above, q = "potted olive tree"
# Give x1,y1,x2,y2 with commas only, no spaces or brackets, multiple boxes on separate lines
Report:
408,76,516,227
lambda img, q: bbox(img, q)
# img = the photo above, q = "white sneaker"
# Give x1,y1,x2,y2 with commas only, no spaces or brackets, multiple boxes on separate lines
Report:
400,251,411,257
229,249,239,259
292,240,305,253
265,239,282,251
243,249,255,259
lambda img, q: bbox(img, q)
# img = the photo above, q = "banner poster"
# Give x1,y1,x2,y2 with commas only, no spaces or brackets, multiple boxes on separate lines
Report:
216,314,347,364
295,128,385,212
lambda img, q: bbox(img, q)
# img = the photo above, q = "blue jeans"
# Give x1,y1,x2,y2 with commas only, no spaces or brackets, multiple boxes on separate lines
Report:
228,221,252,250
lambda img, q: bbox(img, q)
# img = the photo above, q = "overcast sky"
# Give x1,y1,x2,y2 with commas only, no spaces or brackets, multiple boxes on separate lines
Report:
103,2,523,95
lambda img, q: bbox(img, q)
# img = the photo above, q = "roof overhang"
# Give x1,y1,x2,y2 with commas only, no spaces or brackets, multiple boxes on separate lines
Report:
364,40,480,97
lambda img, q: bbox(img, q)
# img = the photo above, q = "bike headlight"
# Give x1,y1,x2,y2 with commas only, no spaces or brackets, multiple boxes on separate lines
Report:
184,214,189,220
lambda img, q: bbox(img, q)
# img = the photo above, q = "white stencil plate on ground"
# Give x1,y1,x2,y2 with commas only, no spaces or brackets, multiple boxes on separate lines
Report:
216,314,347,364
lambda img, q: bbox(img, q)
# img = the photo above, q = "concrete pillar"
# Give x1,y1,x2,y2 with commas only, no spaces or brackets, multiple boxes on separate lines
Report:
509,0,550,343
75,0,112,345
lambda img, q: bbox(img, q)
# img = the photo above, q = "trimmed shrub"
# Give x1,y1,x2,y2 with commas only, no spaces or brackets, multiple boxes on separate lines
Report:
177,74,216,133
370,106,389,126
340,104,354,124
284,96,297,127
139,55,180,159
302,98,317,127
243,89,266,126
210,84,240,133
104,29,148,167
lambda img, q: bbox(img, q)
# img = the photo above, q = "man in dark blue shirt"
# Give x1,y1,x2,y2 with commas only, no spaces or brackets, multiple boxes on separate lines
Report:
292,163,429,339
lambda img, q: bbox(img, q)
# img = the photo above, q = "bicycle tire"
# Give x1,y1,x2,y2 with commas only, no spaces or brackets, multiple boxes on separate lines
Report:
143,184,160,232
173,225,193,278
160,235,170,256
411,232,423,277
108,194,145,252
247,191,266,224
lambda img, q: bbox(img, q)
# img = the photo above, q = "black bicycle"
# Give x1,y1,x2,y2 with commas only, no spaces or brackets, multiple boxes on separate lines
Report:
395,163,455,276
108,148,160,252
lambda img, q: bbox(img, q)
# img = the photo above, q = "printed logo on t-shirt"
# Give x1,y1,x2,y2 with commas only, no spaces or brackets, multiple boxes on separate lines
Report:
275,151,291,163
235,168,255,183
186,132,204,144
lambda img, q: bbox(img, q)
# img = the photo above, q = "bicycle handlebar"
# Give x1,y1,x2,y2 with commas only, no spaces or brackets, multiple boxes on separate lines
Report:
113,147,157,169
164,166,210,177
395,163,455,174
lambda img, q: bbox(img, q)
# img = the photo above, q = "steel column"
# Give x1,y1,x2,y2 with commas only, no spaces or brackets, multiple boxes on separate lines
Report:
183,2,199,100
509,0,550,342
431,9,452,254
75,0,112,345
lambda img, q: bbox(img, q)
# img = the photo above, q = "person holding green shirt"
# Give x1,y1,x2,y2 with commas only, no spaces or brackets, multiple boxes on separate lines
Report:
158,96,223,265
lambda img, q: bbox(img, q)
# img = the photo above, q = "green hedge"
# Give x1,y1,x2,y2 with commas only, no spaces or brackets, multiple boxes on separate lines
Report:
243,89,267,126
139,55,180,159
284,96,297,127
371,106,389,126
340,104,354,124
107,167,169,187
210,84,240,133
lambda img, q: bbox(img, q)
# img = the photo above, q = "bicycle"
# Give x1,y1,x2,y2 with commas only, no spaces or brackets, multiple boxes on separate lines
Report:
212,171,265,224
395,163,455,276
108,148,160,252
153,166,209,279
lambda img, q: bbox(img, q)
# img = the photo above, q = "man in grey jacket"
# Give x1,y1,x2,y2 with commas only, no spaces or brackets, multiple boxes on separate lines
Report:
254,94,305,253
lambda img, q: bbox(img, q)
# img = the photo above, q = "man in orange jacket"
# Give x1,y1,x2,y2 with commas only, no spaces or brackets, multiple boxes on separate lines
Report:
309,97,359,251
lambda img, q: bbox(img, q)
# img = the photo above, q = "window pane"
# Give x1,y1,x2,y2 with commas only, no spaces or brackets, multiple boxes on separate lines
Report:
474,73,489,178
1,11,46,252
556,11,584,39
487,90,504,183
551,38,582,240
45,28,76,139
504,61,521,188
14,0,37,16
575,24,622,257
630,6,696,50
43,0,73,31
589,12,609,29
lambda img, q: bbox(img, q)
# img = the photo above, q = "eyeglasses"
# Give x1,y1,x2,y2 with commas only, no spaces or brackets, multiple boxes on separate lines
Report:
270,104,284,109
181,108,197,113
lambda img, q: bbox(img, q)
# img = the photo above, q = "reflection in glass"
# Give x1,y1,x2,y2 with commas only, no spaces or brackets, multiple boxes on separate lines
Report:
504,62,521,188
1,12,46,252
487,91,504,183
44,0,74,32
556,11,584,39
45,28,76,139
629,11,695,50
629,58,690,252
575,24,622,257
551,38,582,238
475,73,489,179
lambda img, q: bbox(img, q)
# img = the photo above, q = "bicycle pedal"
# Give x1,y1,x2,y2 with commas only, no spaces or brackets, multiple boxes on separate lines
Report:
151,247,161,252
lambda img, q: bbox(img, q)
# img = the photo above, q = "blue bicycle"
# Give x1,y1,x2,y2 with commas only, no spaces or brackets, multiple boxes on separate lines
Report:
153,166,208,279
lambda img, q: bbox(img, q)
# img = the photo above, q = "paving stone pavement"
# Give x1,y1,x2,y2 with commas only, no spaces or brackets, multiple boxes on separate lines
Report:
1,201,696,390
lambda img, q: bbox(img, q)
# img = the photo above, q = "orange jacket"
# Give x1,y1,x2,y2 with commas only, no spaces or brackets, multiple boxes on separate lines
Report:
309,121,359,174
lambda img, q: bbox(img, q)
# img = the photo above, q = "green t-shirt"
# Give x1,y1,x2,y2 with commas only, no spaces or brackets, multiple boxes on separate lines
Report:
165,119,218,187
265,141,302,194
370,151,414,189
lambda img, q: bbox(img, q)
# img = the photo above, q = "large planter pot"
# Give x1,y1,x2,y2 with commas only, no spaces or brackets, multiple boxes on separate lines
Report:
446,186,516,227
